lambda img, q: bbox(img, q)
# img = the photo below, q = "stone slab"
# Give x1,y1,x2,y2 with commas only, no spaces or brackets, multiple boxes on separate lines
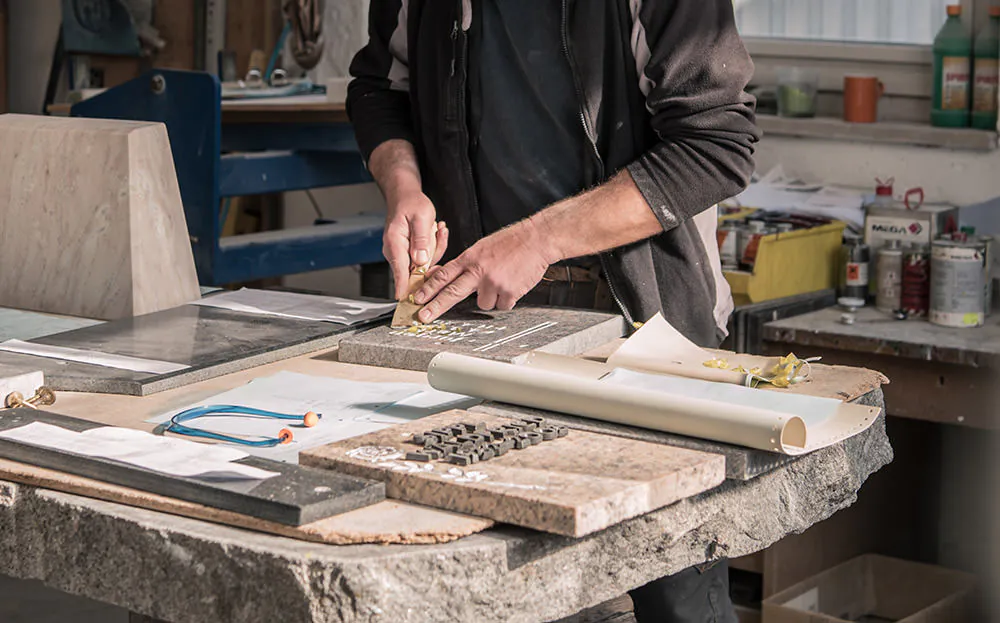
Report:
339,305,627,371
0,307,104,342
0,390,891,623
0,114,200,320
0,305,369,396
0,457,493,545
300,409,726,537
0,408,385,526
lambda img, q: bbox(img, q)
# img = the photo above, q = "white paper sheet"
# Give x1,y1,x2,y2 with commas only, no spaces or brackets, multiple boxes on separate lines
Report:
733,166,865,227
0,422,277,480
606,314,775,385
190,289,396,325
0,340,189,374
148,371,480,463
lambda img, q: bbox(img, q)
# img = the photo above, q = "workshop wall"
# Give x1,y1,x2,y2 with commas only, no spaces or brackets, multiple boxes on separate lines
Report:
282,0,386,297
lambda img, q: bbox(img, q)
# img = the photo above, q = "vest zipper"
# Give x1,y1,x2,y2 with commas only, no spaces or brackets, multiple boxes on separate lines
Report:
452,9,484,241
560,0,635,327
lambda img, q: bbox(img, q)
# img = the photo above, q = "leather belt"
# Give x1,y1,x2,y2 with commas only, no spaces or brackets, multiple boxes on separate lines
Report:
541,264,601,283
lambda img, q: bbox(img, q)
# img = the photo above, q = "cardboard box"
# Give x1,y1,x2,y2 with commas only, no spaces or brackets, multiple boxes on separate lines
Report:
762,554,975,623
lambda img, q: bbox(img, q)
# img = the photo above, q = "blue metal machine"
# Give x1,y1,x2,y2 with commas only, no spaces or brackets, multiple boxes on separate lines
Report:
71,69,385,286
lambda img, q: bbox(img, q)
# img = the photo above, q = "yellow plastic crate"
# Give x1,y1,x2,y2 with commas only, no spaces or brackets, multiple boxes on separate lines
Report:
724,221,846,306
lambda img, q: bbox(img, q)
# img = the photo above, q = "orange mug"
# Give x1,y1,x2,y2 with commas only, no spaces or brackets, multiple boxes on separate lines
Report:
843,75,885,123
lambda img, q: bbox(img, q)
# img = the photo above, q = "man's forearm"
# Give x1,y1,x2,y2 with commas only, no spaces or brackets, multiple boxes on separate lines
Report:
368,139,423,207
528,170,663,264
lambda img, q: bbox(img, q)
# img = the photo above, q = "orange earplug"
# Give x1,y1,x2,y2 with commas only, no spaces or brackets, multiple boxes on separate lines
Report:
278,428,294,444
303,411,320,428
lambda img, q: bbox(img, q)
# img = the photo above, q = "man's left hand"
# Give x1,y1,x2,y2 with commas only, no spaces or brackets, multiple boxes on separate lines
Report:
413,218,558,323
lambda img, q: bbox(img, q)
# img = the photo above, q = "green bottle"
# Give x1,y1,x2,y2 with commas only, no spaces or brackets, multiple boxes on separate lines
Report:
972,6,1000,130
932,5,972,128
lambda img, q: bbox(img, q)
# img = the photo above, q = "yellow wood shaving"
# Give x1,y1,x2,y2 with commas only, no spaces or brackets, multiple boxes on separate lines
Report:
702,358,729,369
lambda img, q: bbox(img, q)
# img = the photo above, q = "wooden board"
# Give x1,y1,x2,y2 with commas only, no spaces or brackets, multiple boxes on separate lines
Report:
301,409,726,538
0,115,200,320
0,458,492,545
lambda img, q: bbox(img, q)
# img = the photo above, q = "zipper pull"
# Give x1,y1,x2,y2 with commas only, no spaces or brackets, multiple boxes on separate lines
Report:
450,20,459,77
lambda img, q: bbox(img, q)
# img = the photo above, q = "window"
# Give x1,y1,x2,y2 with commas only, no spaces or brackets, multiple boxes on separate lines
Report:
735,0,952,46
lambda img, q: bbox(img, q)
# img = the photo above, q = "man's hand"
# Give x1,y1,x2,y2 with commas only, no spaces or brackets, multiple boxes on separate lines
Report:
366,139,450,300
413,218,557,323
383,192,448,300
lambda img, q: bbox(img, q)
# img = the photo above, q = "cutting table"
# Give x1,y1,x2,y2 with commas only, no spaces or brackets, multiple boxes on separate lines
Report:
0,330,890,623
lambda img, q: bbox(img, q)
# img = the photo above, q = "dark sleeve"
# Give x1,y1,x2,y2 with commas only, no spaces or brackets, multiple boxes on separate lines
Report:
346,0,415,163
625,0,761,231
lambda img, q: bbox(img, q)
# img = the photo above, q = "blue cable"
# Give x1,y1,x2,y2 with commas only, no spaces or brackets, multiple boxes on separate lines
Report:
165,404,322,448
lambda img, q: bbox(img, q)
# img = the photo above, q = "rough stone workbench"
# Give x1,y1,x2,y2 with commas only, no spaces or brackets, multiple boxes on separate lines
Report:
0,346,891,623
763,306,999,428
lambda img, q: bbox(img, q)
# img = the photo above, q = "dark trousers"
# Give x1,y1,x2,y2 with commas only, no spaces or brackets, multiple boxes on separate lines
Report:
528,275,738,623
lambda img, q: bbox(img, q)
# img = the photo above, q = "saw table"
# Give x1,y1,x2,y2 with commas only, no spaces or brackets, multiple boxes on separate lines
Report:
0,338,891,623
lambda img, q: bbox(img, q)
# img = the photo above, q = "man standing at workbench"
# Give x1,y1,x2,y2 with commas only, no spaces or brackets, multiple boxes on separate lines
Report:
348,1,759,620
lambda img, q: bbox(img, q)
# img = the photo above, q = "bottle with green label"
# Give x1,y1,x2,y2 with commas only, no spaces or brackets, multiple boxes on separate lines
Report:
972,6,1000,130
932,4,972,128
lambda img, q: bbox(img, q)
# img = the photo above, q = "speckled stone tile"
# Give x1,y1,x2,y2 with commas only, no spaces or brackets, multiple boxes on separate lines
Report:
300,409,726,537
338,305,627,372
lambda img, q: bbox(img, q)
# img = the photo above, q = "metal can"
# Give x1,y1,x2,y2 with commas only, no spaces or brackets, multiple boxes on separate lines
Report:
901,244,930,317
875,239,903,313
776,223,794,234
838,237,870,303
717,222,741,270
929,237,989,328
980,235,994,316
739,220,767,270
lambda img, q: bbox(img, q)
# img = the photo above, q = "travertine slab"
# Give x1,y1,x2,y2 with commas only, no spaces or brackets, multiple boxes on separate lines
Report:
0,114,200,320
301,409,726,537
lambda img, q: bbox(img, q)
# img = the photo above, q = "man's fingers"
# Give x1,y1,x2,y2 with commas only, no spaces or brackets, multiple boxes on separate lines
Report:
477,284,498,311
418,270,480,323
431,222,449,266
383,232,412,301
414,259,463,304
496,293,518,312
408,212,436,268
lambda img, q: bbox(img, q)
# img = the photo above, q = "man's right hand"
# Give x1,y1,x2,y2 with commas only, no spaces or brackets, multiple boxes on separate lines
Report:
383,192,449,300
367,140,449,300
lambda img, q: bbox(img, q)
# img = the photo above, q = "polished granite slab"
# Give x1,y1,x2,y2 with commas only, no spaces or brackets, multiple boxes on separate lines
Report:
338,305,627,372
0,409,385,525
0,305,374,396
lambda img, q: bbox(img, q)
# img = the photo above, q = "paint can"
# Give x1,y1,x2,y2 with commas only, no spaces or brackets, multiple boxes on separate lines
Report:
776,223,794,234
929,237,989,328
875,239,903,313
901,244,930,317
739,220,767,271
717,222,741,270
838,237,870,303
980,235,994,316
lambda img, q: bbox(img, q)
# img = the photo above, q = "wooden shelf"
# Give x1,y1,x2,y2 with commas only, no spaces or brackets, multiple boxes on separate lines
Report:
758,114,999,152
